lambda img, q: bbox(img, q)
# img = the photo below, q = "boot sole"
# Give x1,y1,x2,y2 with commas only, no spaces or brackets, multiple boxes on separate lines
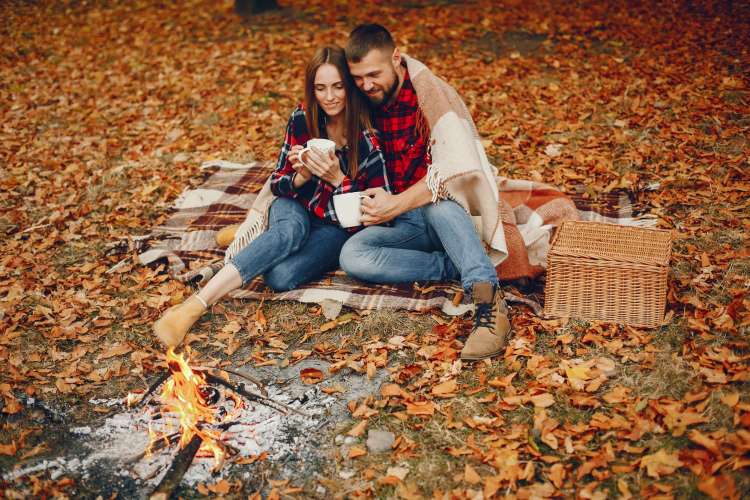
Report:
460,348,504,361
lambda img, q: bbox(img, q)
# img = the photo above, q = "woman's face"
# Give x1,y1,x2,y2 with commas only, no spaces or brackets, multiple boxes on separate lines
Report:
314,63,346,118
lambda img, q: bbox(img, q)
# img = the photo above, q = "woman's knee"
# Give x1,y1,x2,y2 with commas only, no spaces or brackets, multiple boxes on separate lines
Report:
268,198,310,251
263,264,299,292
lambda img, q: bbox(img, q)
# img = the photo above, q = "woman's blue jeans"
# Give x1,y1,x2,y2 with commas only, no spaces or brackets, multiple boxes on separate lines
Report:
229,197,349,292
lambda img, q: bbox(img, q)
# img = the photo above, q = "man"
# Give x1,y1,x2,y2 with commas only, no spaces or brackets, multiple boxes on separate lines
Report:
340,24,510,360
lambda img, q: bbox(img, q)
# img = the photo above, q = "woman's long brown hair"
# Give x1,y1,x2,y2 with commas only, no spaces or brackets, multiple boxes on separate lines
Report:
304,45,372,179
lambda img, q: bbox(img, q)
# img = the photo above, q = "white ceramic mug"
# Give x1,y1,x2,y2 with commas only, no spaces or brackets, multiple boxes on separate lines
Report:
297,138,336,167
333,192,367,228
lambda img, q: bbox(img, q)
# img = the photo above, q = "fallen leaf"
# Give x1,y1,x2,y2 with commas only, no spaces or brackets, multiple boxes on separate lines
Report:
431,379,458,398
464,463,481,484
299,368,324,385
530,393,555,408
348,446,367,458
98,342,132,360
639,449,683,478
347,420,367,437
405,401,435,416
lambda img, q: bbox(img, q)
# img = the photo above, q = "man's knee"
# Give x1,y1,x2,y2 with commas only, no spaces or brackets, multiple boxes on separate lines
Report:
424,200,465,222
339,238,376,281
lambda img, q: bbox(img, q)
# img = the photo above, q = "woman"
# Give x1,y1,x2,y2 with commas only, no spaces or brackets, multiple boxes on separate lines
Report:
154,45,389,348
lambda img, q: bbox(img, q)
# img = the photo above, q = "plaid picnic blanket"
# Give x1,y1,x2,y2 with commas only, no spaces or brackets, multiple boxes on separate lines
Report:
136,160,655,314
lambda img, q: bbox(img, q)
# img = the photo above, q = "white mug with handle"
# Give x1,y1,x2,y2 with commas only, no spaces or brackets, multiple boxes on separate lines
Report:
333,191,370,228
297,138,336,167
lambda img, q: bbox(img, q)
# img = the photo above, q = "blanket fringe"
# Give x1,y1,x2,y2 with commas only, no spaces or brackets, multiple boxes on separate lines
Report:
224,211,266,263
426,165,449,203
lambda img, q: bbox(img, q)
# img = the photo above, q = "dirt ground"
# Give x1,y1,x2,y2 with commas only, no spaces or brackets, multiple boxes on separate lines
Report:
1,0,749,498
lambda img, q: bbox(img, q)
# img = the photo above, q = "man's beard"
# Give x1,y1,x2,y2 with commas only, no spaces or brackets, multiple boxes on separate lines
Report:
369,72,400,106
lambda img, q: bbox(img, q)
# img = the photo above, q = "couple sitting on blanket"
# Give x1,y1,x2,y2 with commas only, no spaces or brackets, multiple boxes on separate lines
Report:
155,24,509,361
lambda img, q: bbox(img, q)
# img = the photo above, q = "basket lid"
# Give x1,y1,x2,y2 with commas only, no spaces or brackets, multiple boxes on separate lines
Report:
550,221,672,266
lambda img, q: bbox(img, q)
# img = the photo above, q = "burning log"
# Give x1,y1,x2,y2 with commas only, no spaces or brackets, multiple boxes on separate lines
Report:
149,433,203,500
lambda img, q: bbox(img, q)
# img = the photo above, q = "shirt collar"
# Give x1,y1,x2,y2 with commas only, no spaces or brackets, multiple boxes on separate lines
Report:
379,64,415,113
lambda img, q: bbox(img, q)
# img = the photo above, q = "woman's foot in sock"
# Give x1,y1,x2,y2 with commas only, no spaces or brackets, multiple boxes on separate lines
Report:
153,295,208,347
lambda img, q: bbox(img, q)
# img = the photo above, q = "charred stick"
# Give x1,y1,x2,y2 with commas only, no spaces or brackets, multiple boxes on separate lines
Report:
203,374,307,417
150,433,203,500
194,366,267,397
135,371,171,408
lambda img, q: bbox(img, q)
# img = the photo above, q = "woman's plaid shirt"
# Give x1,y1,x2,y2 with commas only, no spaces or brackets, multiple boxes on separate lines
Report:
270,105,389,228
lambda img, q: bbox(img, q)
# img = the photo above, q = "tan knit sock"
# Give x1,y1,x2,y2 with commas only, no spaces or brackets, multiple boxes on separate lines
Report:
153,295,208,348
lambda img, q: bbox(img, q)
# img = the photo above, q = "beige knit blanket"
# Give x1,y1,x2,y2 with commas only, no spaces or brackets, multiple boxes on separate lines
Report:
402,55,509,263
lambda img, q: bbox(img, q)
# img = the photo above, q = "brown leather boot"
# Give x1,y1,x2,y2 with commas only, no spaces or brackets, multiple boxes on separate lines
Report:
460,282,511,360
153,295,208,348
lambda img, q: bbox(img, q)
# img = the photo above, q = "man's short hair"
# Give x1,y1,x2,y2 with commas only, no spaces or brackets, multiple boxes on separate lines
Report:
345,24,395,62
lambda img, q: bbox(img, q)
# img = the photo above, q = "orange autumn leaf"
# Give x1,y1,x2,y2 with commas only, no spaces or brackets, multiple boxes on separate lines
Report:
405,401,435,416
381,383,405,398
464,463,481,484
348,446,367,459
299,368,325,385
697,474,738,500
530,392,555,408
347,420,367,437
431,379,458,398
0,441,18,456
639,449,684,478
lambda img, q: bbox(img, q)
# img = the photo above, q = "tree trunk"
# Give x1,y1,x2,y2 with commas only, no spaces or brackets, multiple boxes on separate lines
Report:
235,0,280,17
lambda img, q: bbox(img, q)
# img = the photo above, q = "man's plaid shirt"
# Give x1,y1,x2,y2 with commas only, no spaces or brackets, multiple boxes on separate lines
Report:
270,105,389,227
372,66,431,194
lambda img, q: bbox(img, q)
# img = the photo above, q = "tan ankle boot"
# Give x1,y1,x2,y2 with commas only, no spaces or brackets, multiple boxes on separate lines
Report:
460,282,511,360
215,224,241,248
153,295,207,347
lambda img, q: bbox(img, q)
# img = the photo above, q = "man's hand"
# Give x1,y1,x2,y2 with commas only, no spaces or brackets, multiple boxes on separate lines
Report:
360,187,403,226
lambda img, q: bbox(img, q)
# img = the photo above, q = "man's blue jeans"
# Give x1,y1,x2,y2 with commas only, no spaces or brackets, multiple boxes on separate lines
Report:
339,200,498,292
229,197,349,291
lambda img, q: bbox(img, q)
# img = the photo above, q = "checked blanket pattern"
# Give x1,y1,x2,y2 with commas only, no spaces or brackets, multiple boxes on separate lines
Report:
137,160,654,313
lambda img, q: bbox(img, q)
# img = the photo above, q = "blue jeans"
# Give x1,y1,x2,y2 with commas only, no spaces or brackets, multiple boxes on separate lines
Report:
229,197,349,292
339,200,498,292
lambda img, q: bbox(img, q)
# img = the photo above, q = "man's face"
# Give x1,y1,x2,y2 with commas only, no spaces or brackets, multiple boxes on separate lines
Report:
348,48,400,106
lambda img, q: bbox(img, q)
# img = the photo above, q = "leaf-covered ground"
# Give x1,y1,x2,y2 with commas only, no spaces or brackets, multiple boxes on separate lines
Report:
1,0,749,498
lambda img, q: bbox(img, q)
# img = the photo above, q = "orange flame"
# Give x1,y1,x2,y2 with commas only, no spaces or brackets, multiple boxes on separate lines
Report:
154,348,227,469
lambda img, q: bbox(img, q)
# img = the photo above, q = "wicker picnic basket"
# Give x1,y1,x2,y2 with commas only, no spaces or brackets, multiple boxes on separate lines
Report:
543,221,672,328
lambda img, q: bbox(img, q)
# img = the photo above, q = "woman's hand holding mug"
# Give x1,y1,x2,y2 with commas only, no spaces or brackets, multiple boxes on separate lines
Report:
298,139,344,187
289,145,312,188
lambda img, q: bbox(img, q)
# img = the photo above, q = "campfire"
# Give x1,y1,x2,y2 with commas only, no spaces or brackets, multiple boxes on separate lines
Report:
4,349,382,496
126,348,303,498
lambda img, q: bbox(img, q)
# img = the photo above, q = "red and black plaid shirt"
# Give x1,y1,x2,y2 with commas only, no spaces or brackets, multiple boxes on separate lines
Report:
372,67,431,194
270,105,389,227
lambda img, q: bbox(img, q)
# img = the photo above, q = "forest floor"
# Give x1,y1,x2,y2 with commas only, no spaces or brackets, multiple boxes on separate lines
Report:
1,0,749,498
